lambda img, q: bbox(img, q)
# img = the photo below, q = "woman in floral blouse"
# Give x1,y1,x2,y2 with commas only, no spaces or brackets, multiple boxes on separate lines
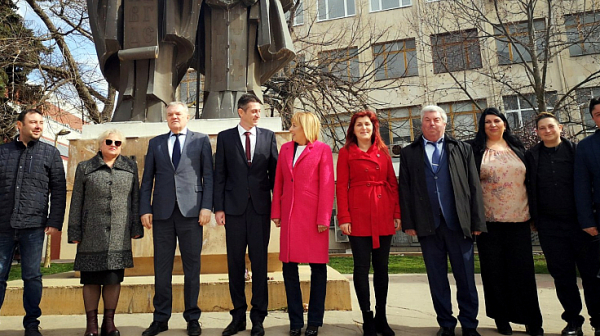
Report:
470,108,543,336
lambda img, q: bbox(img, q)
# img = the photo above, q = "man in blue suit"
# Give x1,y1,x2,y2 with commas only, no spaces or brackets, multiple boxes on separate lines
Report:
399,106,486,336
574,97,600,336
140,102,214,336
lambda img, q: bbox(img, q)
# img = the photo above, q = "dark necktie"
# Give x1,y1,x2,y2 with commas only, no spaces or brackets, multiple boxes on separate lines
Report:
427,141,440,173
244,131,252,166
172,133,181,169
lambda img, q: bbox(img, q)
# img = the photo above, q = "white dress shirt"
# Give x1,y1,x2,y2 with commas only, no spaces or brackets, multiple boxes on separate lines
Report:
168,128,188,159
238,124,257,162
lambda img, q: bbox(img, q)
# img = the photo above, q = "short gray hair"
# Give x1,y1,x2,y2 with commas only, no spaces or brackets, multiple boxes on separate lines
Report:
421,105,448,123
97,129,126,150
167,101,189,112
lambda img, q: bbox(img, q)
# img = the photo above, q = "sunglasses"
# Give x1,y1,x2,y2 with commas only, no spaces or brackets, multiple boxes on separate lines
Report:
105,139,122,147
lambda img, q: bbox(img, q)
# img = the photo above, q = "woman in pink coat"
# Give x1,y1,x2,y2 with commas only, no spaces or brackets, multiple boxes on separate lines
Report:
336,111,401,336
271,112,335,336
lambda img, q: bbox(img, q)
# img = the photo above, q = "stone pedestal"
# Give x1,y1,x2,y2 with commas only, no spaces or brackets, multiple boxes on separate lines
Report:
61,118,290,274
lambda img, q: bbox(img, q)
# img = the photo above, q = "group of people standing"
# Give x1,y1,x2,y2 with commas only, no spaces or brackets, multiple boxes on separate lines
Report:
0,96,599,336
400,104,600,336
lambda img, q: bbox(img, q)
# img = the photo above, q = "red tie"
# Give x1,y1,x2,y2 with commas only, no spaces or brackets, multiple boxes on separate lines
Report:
244,131,252,166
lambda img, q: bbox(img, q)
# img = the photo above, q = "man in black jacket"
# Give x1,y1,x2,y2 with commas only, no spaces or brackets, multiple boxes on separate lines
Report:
399,105,486,336
0,109,67,336
526,112,600,336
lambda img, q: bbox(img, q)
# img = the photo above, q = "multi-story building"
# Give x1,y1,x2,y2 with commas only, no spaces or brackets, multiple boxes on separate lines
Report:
283,0,600,151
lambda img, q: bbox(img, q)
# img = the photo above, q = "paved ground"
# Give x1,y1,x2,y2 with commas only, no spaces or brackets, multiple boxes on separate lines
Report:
0,274,595,336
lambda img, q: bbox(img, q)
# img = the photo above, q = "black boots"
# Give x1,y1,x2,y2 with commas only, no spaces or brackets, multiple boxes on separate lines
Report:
85,309,99,336
362,311,377,336
101,309,120,336
375,306,395,336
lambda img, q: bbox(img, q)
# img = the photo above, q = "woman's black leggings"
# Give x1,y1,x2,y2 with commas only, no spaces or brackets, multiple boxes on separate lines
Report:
348,235,393,312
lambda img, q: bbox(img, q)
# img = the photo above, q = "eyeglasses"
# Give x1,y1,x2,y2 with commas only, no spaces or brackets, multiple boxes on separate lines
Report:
105,139,122,147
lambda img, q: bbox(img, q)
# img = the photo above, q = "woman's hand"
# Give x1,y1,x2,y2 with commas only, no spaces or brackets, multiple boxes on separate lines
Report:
273,219,281,227
317,225,328,233
394,219,402,231
339,223,351,235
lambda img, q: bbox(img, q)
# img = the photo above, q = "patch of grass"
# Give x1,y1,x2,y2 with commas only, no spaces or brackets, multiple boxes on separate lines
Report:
329,254,549,275
8,263,74,281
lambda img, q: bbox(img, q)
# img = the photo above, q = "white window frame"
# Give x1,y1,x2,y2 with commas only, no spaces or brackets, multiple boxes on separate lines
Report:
370,0,411,13
317,0,356,21
503,93,554,129
285,0,304,26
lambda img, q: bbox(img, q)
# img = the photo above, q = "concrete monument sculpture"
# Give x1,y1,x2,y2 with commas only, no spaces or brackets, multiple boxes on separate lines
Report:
88,0,296,121
195,0,296,118
88,0,202,122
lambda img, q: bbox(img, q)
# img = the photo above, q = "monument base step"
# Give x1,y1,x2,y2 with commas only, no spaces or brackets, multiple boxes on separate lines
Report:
1,266,351,316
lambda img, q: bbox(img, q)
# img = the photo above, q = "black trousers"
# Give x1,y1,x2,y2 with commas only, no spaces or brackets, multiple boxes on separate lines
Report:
225,198,271,324
419,223,479,329
282,262,327,329
538,228,600,328
478,222,542,327
348,235,392,312
152,205,203,322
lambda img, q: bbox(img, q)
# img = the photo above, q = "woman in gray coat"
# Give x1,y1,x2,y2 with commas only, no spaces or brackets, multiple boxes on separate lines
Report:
68,129,143,336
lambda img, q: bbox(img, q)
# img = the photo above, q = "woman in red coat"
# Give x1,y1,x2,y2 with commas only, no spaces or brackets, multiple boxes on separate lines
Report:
336,111,401,336
271,112,335,336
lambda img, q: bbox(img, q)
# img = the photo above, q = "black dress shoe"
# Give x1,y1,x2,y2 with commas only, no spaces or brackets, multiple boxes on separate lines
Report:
290,329,302,336
24,326,42,336
437,327,455,336
525,325,544,336
251,322,265,336
142,321,168,336
561,323,583,336
495,320,512,335
222,320,246,336
305,325,319,336
188,320,201,336
462,328,481,336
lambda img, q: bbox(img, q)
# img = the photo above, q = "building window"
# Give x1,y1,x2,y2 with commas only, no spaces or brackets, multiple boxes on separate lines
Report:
373,39,418,80
322,113,352,149
177,70,203,105
377,106,422,147
370,0,410,12
576,87,600,132
431,29,482,74
317,0,355,21
565,12,600,56
438,100,487,139
285,0,304,26
319,47,360,81
496,19,547,65
503,92,556,129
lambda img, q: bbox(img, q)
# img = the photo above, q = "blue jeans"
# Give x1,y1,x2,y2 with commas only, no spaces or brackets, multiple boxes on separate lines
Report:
0,228,45,328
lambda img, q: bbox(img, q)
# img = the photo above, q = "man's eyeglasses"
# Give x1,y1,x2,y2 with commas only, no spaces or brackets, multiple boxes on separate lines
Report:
105,139,122,147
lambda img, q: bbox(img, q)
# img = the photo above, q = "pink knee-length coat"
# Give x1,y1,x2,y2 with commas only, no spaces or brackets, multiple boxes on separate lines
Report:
271,140,335,264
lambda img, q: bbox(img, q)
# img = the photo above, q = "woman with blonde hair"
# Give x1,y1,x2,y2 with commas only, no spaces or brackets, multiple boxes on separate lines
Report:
272,112,335,336
69,130,143,336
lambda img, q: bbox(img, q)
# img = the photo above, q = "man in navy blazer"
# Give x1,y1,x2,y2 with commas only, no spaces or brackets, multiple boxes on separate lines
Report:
214,94,278,336
140,102,214,336
574,98,600,336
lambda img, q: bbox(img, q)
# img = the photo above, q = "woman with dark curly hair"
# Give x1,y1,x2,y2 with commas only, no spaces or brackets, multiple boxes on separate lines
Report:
470,108,543,336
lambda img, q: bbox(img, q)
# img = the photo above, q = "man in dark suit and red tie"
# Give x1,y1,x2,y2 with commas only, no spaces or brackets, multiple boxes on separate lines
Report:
140,102,214,336
214,93,279,336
